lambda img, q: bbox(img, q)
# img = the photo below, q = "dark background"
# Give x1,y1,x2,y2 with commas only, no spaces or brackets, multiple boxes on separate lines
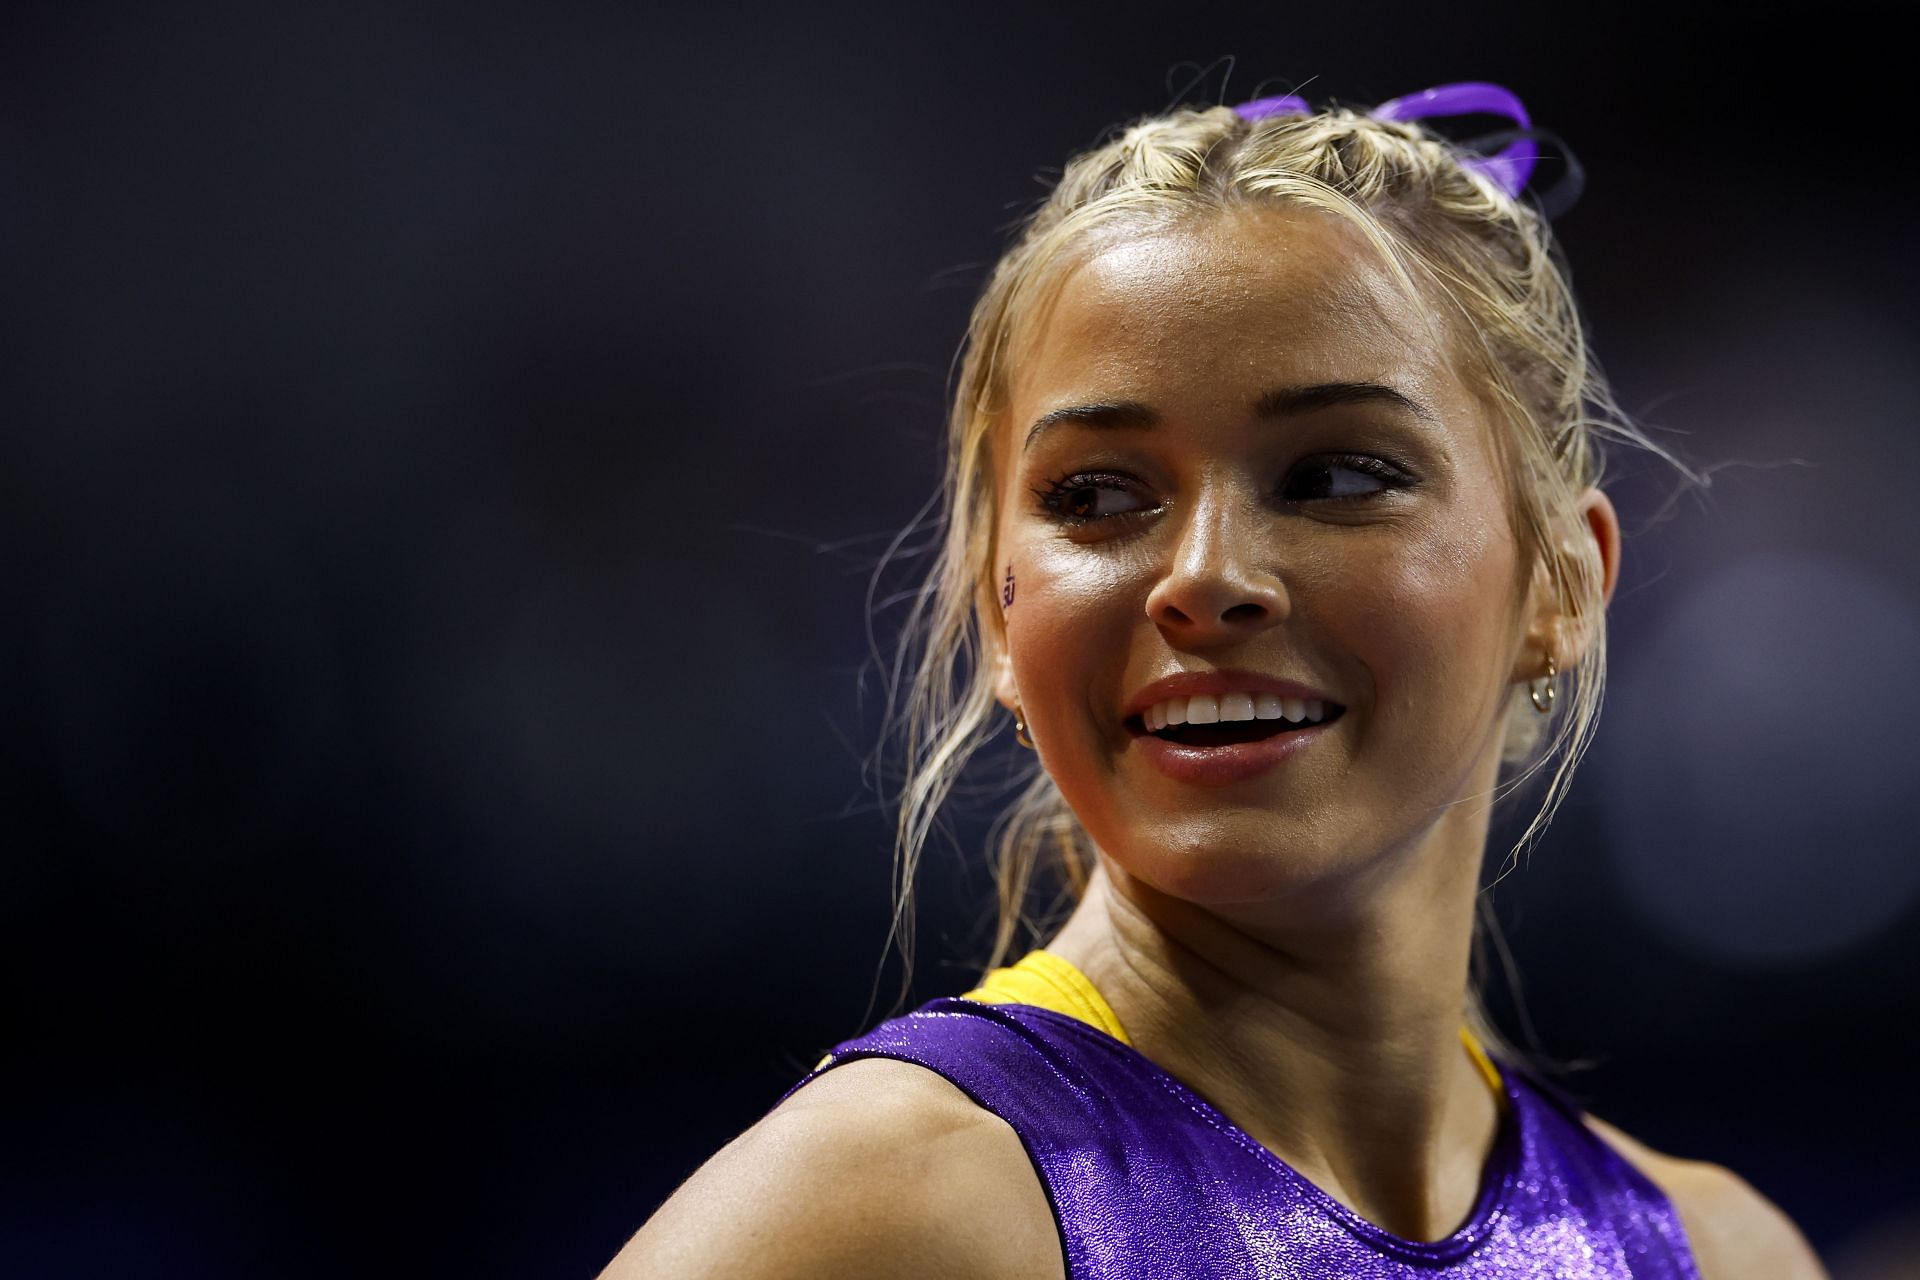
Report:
3,2,1916,1276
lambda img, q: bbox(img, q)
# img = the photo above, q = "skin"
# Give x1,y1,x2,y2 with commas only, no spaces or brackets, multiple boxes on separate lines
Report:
605,206,1826,1279
985,203,1574,1240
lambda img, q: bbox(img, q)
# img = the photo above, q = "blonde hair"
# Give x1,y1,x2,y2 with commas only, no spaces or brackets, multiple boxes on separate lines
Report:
876,103,1685,1059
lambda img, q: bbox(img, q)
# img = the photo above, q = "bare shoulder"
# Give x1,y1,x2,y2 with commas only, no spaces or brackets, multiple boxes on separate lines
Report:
600,1057,1064,1280
1584,1114,1829,1280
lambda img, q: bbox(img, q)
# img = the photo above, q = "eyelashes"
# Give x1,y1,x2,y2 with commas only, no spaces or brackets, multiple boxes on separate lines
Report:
1032,455,1418,526
1282,454,1416,502
1031,471,1151,522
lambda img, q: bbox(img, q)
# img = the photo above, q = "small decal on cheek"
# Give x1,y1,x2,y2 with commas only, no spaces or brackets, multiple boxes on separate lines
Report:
1001,564,1016,610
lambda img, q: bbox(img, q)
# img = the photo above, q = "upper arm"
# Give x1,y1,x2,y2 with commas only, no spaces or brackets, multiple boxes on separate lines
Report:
599,1058,1064,1280
1584,1115,1828,1280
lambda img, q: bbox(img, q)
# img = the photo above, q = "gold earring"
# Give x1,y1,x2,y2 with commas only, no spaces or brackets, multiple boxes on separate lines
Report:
1529,650,1558,715
1012,706,1036,750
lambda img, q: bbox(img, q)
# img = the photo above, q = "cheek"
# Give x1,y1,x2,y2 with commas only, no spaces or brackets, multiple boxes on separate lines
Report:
1338,513,1520,728
1002,537,1147,699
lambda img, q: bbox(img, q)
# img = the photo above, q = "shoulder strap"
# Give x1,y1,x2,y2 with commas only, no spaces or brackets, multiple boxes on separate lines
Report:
1500,1065,1705,1279
961,949,1132,1044
784,998,1283,1279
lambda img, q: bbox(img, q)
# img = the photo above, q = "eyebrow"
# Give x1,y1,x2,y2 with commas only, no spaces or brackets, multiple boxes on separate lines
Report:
1022,381,1436,452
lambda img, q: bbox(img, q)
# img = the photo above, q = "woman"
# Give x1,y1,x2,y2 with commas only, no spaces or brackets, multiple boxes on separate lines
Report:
608,86,1827,1278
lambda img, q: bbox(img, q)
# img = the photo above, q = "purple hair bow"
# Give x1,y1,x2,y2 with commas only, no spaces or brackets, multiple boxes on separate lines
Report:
1234,81,1539,199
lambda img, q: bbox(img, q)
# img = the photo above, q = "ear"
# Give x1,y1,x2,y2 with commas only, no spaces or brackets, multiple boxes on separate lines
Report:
989,624,1019,713
1580,486,1623,609
1517,486,1622,675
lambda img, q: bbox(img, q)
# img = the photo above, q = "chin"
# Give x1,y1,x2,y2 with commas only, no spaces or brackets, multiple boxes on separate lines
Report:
1104,812,1363,909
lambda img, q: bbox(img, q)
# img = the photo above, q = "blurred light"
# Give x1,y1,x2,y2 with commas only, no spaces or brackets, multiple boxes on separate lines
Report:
1832,1204,1920,1280
1601,552,1920,967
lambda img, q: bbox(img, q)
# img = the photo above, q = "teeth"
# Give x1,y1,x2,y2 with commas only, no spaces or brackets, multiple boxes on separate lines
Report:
1219,692,1255,722
1139,691,1336,731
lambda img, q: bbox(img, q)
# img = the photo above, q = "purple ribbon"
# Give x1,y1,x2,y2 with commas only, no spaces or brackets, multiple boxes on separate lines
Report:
1232,81,1538,198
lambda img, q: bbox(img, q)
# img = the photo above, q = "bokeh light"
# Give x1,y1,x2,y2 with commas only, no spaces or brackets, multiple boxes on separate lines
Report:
1602,551,1920,966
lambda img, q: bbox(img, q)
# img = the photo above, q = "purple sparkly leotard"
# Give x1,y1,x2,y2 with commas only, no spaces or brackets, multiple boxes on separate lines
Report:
786,998,1701,1279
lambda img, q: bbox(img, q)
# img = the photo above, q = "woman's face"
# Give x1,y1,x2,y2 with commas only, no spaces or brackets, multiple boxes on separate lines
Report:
992,206,1545,909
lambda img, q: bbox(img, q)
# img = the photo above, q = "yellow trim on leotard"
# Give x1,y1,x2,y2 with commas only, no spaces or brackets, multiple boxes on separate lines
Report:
816,948,1504,1099
961,949,1132,1044
965,949,1504,1100
1460,1026,1503,1097
808,949,1123,1073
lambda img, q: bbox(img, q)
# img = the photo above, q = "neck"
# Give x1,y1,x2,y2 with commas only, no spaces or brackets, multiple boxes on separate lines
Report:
1043,790,1503,1241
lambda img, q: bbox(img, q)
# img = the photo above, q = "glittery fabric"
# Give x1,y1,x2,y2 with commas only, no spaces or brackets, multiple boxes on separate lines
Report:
788,998,1702,1279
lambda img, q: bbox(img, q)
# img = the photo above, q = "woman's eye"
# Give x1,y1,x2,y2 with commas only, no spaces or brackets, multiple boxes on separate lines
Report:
1282,454,1413,502
1033,473,1154,523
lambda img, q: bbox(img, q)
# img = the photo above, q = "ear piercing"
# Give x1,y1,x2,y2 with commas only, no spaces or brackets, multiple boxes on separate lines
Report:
1529,650,1558,715
1012,705,1036,749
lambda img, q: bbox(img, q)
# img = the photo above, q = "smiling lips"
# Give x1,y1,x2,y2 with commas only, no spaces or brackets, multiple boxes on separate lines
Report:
1140,691,1332,733
1121,670,1345,784
1123,670,1342,733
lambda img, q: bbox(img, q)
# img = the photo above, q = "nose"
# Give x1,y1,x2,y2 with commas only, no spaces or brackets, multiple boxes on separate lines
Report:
1144,493,1290,642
